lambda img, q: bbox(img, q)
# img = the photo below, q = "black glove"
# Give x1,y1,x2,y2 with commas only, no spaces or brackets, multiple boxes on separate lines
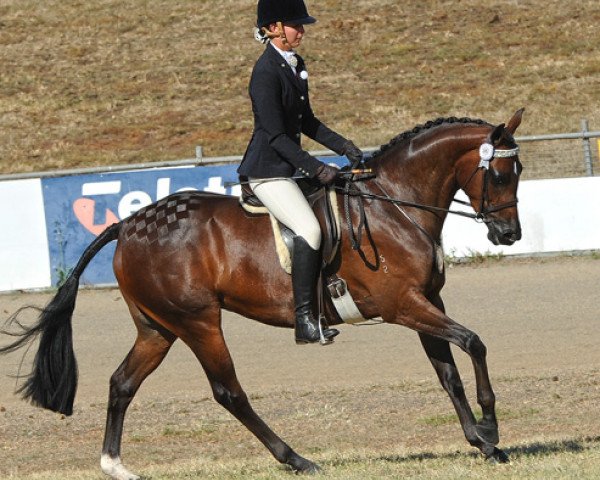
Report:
315,163,339,185
342,140,363,165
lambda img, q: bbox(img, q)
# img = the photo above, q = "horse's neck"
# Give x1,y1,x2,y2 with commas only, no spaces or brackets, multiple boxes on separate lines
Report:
377,144,459,202
371,132,476,238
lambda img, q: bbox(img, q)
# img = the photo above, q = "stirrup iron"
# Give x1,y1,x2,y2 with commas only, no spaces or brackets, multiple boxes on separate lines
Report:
318,315,334,346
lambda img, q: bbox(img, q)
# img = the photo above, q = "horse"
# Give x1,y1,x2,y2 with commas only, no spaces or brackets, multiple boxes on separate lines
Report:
1,109,524,479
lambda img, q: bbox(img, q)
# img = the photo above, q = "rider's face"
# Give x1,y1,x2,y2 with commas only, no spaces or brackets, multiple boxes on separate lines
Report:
270,23,305,50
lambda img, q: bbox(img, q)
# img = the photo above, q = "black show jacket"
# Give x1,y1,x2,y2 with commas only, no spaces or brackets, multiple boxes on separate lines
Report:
238,44,348,179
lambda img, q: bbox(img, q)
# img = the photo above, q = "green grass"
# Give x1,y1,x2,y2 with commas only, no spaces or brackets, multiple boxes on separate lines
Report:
445,249,505,266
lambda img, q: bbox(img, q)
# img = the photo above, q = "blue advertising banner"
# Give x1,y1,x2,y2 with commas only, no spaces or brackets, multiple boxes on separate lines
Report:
41,157,346,287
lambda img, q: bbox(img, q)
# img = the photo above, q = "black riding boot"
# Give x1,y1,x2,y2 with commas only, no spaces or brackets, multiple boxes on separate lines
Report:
292,236,339,344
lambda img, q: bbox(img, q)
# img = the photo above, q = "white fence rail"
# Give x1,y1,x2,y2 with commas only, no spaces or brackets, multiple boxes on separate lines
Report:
1,171,599,293
0,124,599,293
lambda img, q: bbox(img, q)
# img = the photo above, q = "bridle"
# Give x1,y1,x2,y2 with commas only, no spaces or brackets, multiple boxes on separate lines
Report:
339,141,521,223
338,141,521,269
457,142,521,222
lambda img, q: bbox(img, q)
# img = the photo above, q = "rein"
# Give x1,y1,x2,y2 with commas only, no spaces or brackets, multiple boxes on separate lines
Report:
336,183,485,221
339,143,521,269
338,177,468,271
341,144,521,223
342,181,380,271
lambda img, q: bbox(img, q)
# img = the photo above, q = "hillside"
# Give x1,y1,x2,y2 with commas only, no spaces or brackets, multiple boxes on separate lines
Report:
1,0,599,175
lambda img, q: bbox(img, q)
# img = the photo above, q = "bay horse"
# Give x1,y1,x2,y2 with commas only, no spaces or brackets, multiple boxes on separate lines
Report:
1,109,524,479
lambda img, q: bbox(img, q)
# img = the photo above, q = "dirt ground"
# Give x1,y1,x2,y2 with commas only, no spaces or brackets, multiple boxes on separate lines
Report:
1,255,600,478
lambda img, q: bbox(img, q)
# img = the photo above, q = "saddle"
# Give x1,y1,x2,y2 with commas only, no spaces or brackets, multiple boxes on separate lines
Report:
239,178,368,325
239,179,341,272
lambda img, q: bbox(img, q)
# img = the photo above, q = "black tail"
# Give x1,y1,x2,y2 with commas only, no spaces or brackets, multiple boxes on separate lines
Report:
0,222,121,415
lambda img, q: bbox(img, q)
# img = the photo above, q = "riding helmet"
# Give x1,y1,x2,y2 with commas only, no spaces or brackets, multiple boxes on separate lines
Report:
256,0,316,28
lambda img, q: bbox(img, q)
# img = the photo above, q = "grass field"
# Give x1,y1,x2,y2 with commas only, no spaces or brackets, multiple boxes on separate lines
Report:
1,0,599,175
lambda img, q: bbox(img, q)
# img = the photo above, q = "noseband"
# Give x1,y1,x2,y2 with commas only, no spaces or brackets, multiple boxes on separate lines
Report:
460,143,521,222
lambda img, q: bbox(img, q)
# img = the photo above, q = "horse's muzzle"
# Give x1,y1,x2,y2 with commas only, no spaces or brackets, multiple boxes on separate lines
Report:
486,219,522,246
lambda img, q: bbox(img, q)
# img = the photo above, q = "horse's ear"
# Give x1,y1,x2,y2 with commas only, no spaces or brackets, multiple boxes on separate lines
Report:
506,108,525,134
489,123,505,146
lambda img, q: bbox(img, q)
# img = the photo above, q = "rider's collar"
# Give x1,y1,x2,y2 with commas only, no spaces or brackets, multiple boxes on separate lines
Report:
271,43,298,68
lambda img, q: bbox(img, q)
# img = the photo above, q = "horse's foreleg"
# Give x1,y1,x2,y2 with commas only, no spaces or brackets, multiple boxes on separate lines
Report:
418,333,477,433
101,312,176,480
184,317,320,474
393,292,508,462
418,332,505,460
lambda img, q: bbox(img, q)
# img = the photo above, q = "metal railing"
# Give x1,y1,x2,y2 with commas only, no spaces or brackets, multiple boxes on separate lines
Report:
515,121,599,179
1,123,598,182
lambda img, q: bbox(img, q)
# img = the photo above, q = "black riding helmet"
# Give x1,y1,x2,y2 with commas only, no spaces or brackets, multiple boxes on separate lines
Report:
256,0,316,28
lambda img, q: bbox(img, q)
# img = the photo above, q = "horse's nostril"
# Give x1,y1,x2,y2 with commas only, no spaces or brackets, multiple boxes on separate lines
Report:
505,227,521,242
500,229,521,245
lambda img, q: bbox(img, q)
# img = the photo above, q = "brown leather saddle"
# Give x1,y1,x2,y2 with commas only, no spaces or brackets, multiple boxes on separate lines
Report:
239,178,341,270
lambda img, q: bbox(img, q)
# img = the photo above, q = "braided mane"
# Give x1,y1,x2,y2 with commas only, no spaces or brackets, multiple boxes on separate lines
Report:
371,116,492,159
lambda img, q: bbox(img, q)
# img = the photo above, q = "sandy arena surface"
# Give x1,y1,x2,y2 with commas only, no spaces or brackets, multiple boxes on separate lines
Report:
1,255,599,477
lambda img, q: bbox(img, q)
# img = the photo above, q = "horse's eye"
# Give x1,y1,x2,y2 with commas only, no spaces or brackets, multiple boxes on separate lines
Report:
491,169,511,186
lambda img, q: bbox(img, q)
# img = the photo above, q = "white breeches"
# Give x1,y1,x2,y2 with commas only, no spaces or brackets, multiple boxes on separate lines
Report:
249,178,321,250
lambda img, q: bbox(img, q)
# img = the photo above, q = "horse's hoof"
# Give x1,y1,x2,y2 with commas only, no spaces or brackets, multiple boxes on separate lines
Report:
302,463,322,475
100,454,141,480
485,447,510,464
289,457,321,475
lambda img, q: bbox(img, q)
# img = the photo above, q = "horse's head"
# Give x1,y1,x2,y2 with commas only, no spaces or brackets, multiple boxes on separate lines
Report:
456,109,524,246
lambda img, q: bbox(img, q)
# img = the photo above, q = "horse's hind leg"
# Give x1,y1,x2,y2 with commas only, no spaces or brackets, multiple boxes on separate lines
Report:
183,309,320,474
101,300,176,480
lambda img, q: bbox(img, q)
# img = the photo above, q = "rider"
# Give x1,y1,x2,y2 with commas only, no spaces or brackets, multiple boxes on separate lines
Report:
238,0,363,344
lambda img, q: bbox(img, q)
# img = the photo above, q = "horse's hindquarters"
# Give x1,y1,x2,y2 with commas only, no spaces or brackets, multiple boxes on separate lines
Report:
113,193,295,328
